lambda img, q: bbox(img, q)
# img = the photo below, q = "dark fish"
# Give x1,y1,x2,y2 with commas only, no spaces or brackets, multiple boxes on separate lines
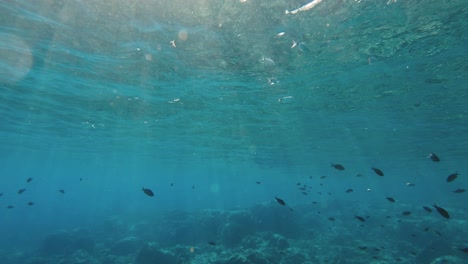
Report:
320,176,327,179
371,168,384,176
296,183,301,186
453,188,465,193
18,189,26,194
423,227,430,232
192,185,195,189
26,177,33,183
460,247,468,253
170,183,174,186
275,197,286,206
79,178,83,181
299,187,306,191
58,189,65,194
328,217,336,221
402,211,412,216
312,201,318,204
345,189,353,193
446,172,459,182
142,187,154,197
27,202,34,206
208,241,216,246
7,205,14,209
331,163,345,170
255,181,261,184
301,192,308,195
428,153,440,162
0,193,3,197
422,206,432,213
355,216,366,222
386,197,395,203
432,203,450,219
358,246,367,250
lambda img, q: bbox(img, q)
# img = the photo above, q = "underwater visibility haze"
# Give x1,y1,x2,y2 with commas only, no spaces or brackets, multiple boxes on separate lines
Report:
0,0,467,263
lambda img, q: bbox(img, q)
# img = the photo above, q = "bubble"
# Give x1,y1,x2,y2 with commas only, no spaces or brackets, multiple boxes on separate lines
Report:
0,34,33,83
178,30,188,41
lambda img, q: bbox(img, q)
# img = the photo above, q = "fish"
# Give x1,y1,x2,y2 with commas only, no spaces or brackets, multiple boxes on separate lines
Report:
208,241,216,246
0,193,3,197
301,192,308,195
358,246,367,250
371,168,384,176
170,183,174,186
320,176,327,179
255,181,261,184
453,188,465,193
402,211,412,216
7,205,14,209
26,177,33,183
331,163,345,170
275,197,286,206
27,202,34,206
432,204,450,219
18,189,26,194
345,189,353,193
299,187,306,191
386,197,395,203
405,182,415,187
142,187,154,197
79,178,83,181
192,185,195,189
428,153,440,162
355,216,366,222
460,247,468,253
446,172,459,182
423,228,430,232
422,206,432,213
328,217,336,221
58,189,65,194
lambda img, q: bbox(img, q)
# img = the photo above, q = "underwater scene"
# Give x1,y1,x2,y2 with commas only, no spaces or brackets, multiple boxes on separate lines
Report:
1,0,467,263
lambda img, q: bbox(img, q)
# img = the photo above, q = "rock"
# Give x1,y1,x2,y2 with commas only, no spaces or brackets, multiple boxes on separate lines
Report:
136,243,178,264
40,232,94,255
111,236,141,255
268,234,290,251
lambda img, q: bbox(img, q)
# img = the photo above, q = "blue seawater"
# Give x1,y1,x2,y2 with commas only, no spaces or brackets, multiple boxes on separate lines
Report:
0,0,467,263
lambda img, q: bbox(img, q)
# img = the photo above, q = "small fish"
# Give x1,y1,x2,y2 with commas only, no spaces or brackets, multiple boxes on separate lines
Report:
170,183,174,186
296,183,301,186
405,182,415,187
331,163,345,170
428,153,440,162
255,181,261,184
192,185,195,189
301,192,308,195
446,172,459,182
371,168,384,176
358,246,367,250
26,177,33,183
460,247,468,253
170,40,176,48
58,189,65,194
0,193,3,197
432,203,450,219
27,202,34,206
7,205,14,209
208,241,216,246
386,197,395,203
422,206,432,213
328,217,336,221
355,216,366,222
299,187,306,191
275,197,286,206
142,187,154,197
320,176,327,179
18,189,26,194
423,227,430,232
79,178,83,181
345,189,353,193
402,211,412,216
355,173,363,177
453,188,465,193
